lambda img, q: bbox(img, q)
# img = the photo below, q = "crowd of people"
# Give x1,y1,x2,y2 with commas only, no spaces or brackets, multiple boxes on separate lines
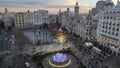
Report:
63,28,111,68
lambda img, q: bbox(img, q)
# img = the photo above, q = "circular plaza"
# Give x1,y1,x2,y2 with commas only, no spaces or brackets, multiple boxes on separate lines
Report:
42,52,78,68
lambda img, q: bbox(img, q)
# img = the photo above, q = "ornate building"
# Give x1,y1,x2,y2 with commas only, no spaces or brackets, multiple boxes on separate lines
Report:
33,10,49,28
24,11,33,29
15,10,49,29
15,12,25,29
92,0,106,15
97,0,120,56
73,11,97,41
2,8,15,29
74,2,79,19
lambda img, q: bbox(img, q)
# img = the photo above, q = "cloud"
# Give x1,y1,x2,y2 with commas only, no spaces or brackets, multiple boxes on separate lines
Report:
0,0,117,13
0,0,45,7
63,0,76,5
0,0,65,7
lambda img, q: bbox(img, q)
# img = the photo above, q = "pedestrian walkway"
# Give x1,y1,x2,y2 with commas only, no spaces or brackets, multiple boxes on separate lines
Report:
12,28,32,45
71,41,120,68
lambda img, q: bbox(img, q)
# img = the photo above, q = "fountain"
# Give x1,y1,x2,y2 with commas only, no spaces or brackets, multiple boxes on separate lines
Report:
42,52,79,68
41,28,79,68
52,53,67,63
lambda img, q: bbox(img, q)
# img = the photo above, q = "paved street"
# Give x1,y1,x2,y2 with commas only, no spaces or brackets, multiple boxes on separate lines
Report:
0,31,39,68
7,34,39,68
0,23,120,68
0,32,12,68
64,28,120,68
0,32,11,52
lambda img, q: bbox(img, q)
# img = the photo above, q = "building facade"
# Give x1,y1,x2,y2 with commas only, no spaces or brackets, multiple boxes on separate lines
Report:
49,15,57,23
59,8,74,28
92,0,106,15
97,0,120,56
15,12,25,29
73,12,97,41
24,11,33,29
74,2,79,19
58,2,97,41
33,10,49,28
15,10,49,29
2,13,15,29
0,13,2,19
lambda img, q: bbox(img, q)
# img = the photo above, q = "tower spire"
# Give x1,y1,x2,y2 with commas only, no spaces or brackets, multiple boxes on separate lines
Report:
106,0,112,3
5,8,8,14
74,1,79,19
117,0,119,4
59,9,61,13
117,0,120,6
76,2,78,6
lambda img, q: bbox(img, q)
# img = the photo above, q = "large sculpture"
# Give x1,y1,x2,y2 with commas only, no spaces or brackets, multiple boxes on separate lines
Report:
56,28,66,46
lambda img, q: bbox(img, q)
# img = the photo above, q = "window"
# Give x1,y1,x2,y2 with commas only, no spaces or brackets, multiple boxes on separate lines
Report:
112,27,115,30
113,22,115,26
116,28,119,31
108,31,110,34
86,32,88,35
115,33,118,36
104,16,106,19
112,32,114,35
114,17,116,20
87,22,89,25
102,25,104,28
110,17,113,19
86,29,88,31
113,11,115,14
117,23,119,26
89,33,91,35
102,30,104,32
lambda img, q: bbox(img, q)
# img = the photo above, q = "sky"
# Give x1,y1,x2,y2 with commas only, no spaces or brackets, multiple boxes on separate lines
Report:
0,0,117,14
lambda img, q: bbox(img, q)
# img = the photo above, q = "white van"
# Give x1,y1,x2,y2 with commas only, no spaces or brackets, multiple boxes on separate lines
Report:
25,62,31,68
84,42,93,47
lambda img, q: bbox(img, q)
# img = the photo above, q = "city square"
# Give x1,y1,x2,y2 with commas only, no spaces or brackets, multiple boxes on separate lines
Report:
0,0,120,68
